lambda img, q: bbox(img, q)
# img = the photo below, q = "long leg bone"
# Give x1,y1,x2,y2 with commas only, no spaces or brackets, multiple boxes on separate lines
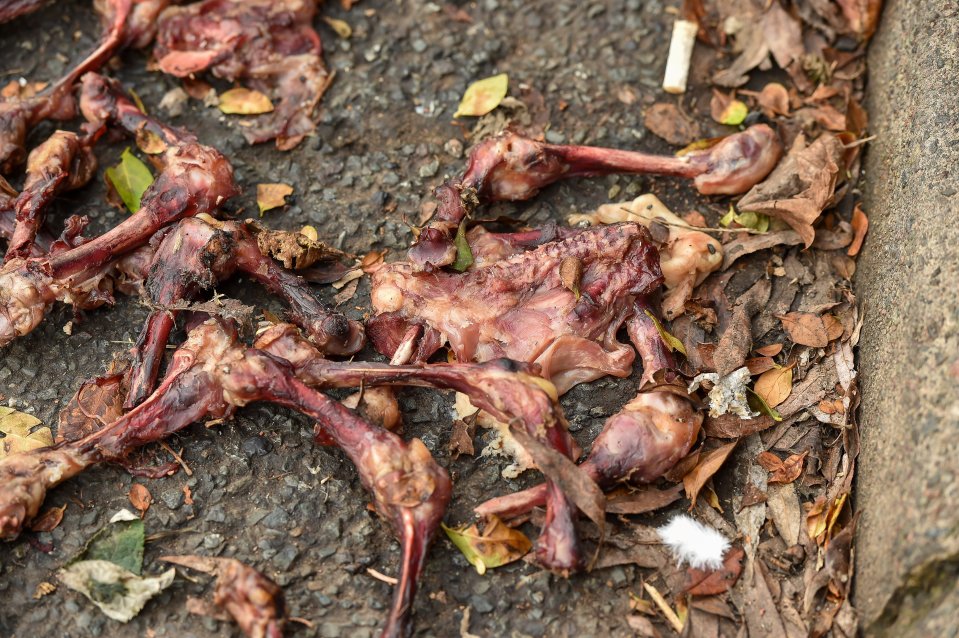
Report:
0,73,235,347
4,130,99,261
253,323,596,573
476,297,701,519
409,126,782,268
125,216,363,407
0,319,449,638
0,0,131,172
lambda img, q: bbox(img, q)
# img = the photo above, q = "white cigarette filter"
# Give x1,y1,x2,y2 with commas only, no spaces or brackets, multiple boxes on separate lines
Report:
663,19,698,94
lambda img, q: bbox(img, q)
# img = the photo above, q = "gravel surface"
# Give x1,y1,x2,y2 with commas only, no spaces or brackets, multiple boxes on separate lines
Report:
0,1,741,636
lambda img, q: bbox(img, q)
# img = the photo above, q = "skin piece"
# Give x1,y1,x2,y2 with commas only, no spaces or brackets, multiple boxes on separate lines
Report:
154,0,331,149
0,0,131,173
124,215,364,407
254,322,591,572
4,130,99,261
569,193,723,320
476,298,703,519
369,222,664,394
409,125,782,268
95,0,172,49
0,73,236,348
0,0,51,23
160,555,286,638
0,319,451,638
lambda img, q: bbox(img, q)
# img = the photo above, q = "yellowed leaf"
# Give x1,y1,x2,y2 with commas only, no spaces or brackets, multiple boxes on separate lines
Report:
323,16,352,38
135,128,167,155
454,73,509,118
682,441,738,508
753,366,793,408
218,88,274,115
442,516,531,575
645,309,687,356
256,183,294,215
0,407,51,459
719,100,749,126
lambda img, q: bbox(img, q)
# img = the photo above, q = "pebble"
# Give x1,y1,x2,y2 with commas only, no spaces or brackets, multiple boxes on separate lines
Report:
273,545,300,571
206,504,226,523
545,130,566,144
262,506,291,529
418,159,440,178
160,488,184,510
202,533,224,549
241,435,272,458
470,595,494,614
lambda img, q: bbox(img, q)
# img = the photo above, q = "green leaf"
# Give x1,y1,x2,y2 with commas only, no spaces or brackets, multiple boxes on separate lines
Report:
720,205,769,233
454,73,509,118
644,309,687,356
105,148,154,213
74,511,145,575
720,99,749,125
747,388,783,422
451,221,474,272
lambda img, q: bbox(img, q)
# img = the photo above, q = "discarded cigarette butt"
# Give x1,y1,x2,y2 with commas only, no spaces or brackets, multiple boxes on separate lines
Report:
663,19,698,94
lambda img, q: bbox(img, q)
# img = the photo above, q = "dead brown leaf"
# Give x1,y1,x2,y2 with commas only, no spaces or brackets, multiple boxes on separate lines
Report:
737,134,845,247
30,504,67,533
778,311,830,347
848,203,868,256
703,413,775,439
644,102,700,146
129,484,153,515
449,419,475,459
753,82,791,117
722,229,804,270
836,0,882,39
757,450,807,484
756,343,783,357
684,546,745,595
605,484,684,515
57,370,127,442
745,356,778,376
754,366,793,408
683,441,738,507
714,277,771,376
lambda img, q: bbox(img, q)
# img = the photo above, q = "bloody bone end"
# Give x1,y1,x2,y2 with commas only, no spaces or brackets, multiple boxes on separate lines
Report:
408,126,782,268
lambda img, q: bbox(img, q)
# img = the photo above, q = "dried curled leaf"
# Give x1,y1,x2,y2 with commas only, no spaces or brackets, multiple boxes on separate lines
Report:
105,148,154,213
256,183,294,215
30,504,68,533
129,484,153,515
560,256,583,298
757,451,807,484
645,102,700,146
59,561,175,623
443,516,532,575
252,223,345,270
218,88,274,115
58,370,127,442
0,407,51,458
645,309,687,356
683,441,738,507
454,73,509,118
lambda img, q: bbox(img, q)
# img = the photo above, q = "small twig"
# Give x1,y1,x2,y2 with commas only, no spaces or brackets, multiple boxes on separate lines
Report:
289,617,314,628
643,582,684,633
842,134,876,149
159,441,193,476
366,567,398,585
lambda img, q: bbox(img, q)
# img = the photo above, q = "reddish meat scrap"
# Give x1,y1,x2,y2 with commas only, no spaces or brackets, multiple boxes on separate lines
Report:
154,0,332,150
370,222,664,394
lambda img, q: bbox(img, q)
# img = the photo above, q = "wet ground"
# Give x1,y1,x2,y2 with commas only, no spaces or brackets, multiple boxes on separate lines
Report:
0,1,744,636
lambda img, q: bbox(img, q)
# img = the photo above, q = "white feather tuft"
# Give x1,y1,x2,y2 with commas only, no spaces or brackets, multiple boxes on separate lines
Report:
657,514,730,570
